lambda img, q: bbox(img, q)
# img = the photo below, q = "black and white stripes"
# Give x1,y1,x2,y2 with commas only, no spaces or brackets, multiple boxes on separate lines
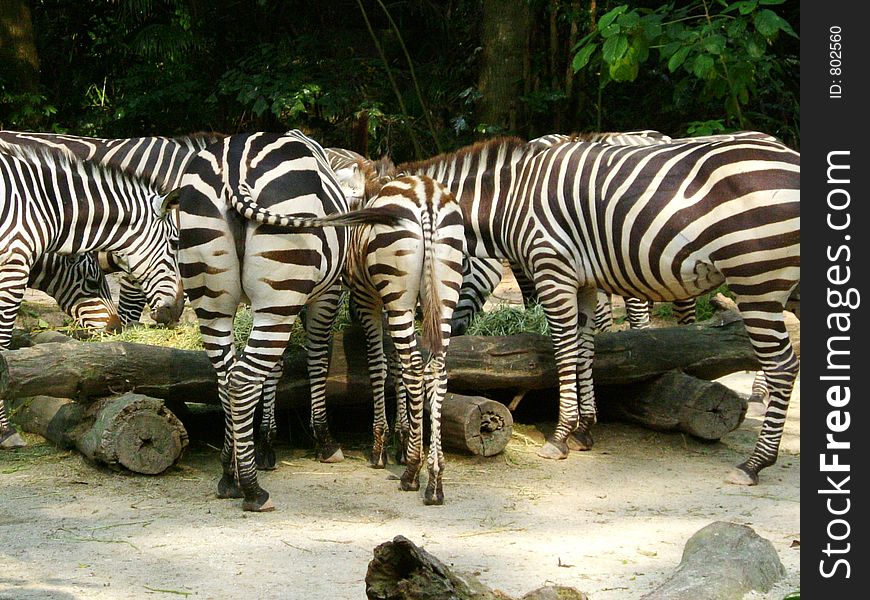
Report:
177,130,399,511
398,133,800,485
342,174,465,504
0,146,184,447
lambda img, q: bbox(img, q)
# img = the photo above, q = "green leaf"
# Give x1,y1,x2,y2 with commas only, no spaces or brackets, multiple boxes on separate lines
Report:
572,44,598,72
600,22,621,39
598,5,628,30
660,41,682,59
617,11,640,30
759,0,786,4
602,35,629,64
667,46,691,72
703,34,726,55
754,8,794,37
723,0,758,15
609,58,639,82
692,54,716,79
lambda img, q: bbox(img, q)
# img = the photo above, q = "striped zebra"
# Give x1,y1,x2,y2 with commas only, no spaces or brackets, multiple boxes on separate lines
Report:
28,252,121,332
453,131,671,336
397,134,800,486
0,146,184,449
176,130,399,512
341,173,465,505
0,130,223,325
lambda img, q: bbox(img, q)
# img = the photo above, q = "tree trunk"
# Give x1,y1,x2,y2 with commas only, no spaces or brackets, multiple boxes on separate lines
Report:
476,0,530,133
0,0,41,93
366,535,512,600
9,392,188,474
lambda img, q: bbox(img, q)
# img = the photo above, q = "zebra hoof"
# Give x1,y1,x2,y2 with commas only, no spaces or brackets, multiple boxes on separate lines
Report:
567,430,594,451
400,465,421,491
726,465,759,486
216,475,244,499
242,489,275,512
256,446,277,471
0,430,26,449
424,482,444,506
369,448,388,469
319,446,344,463
537,439,569,460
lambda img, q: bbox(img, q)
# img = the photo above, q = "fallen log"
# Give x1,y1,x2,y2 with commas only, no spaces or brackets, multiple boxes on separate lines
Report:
365,536,588,600
365,535,511,600
597,371,747,440
0,311,765,403
9,392,188,474
0,312,775,442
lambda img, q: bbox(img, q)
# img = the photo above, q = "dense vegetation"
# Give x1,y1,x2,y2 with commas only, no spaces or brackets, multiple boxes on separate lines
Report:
2,0,799,163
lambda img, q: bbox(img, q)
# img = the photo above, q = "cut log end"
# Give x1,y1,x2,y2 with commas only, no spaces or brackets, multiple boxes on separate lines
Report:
440,393,513,456
112,410,188,474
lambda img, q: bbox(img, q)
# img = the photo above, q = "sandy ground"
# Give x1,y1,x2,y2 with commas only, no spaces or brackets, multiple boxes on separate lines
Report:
2,280,800,600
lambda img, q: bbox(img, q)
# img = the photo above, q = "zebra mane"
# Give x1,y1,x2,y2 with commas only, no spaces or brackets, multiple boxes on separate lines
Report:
2,144,164,198
397,136,530,174
172,131,228,149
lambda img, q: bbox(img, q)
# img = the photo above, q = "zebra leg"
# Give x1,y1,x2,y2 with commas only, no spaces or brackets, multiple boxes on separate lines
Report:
727,300,799,486
748,371,770,405
386,309,426,491
533,278,591,459
255,361,282,471
672,299,696,325
423,352,448,505
354,289,390,468
567,287,600,452
199,319,242,499
625,297,651,329
305,286,345,463
390,344,410,465
592,290,613,333
0,260,31,448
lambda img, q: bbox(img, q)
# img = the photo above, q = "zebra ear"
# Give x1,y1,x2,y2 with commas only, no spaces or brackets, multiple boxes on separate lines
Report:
156,187,182,215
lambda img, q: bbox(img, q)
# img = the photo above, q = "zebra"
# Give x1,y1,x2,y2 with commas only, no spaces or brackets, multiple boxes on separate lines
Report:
0,130,223,325
340,172,465,505
176,130,400,512
396,134,800,486
0,146,184,449
453,131,673,336
27,252,121,332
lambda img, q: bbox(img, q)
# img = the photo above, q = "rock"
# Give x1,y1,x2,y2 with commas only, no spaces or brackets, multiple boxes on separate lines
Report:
642,521,785,600
520,585,588,600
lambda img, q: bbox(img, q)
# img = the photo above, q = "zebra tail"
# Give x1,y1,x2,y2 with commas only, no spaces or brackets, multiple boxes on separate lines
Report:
230,182,401,228
420,211,444,355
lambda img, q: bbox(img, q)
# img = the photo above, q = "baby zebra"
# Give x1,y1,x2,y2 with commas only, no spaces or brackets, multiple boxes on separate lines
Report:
340,171,465,505
0,147,184,449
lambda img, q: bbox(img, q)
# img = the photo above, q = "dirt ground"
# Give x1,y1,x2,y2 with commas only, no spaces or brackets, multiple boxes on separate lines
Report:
1,281,800,600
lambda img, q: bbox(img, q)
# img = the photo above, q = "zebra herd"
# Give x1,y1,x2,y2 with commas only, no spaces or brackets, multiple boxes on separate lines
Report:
0,126,799,510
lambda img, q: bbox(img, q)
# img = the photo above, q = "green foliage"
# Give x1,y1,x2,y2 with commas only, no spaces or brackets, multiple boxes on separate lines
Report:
466,304,550,337
571,0,798,140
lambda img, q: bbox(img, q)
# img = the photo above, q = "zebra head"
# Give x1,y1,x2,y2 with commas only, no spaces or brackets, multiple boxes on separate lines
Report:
116,190,185,325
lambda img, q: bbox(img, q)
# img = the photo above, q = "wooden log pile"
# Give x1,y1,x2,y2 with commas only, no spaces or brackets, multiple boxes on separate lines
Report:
1,309,797,463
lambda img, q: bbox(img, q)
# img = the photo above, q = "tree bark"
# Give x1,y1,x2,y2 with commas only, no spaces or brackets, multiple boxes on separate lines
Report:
476,0,530,133
9,392,188,474
0,0,41,93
